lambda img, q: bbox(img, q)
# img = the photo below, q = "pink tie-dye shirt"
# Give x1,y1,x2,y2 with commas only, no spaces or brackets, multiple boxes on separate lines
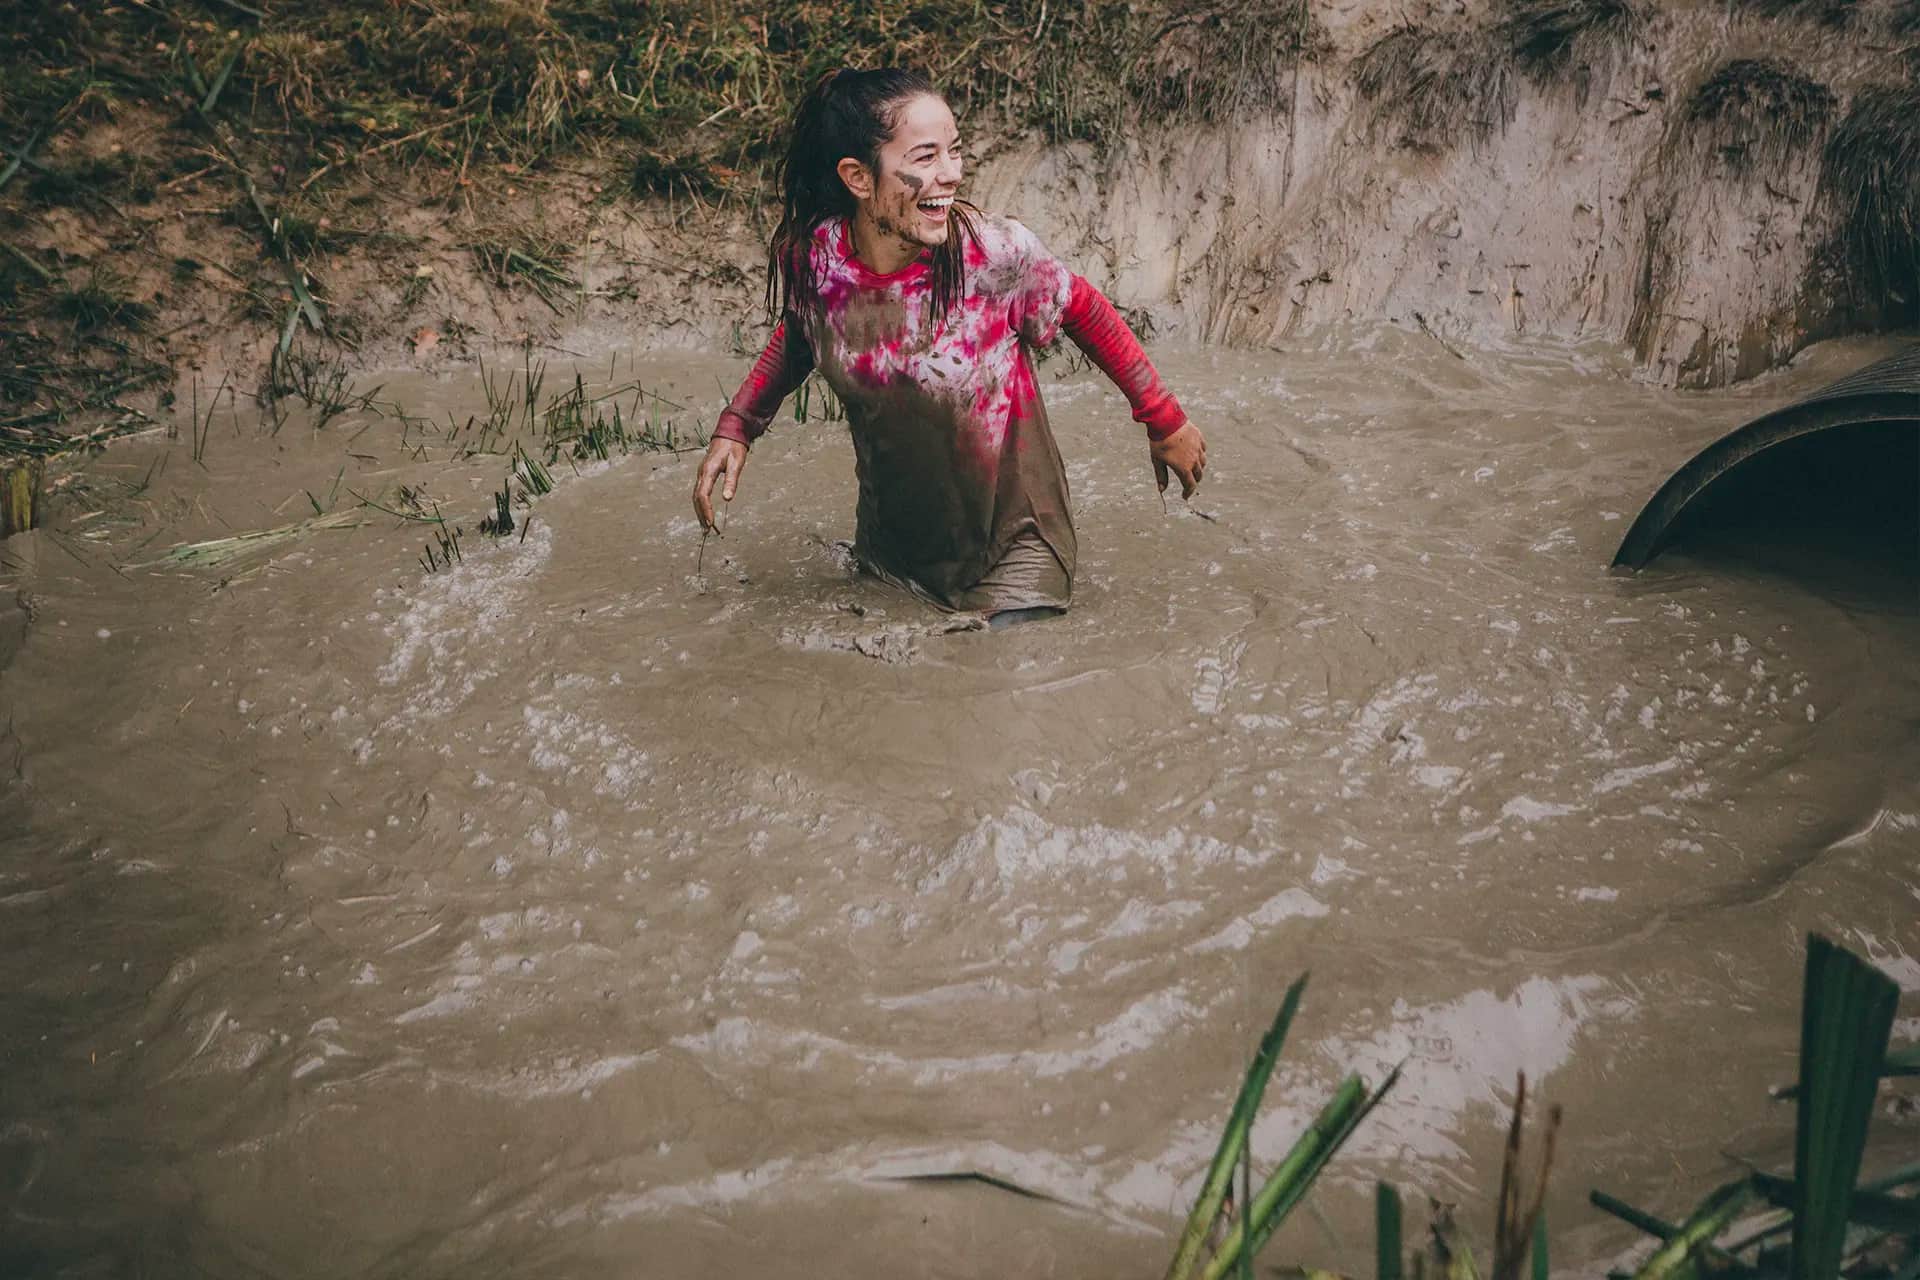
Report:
715,214,1185,609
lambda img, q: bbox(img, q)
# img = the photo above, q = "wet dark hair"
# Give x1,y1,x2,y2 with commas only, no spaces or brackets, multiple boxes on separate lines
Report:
766,67,978,327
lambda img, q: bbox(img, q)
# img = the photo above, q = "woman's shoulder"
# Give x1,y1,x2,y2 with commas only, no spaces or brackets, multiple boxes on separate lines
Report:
962,210,1051,265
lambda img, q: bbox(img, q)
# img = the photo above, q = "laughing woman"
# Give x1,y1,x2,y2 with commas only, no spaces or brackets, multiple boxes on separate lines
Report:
691,67,1207,626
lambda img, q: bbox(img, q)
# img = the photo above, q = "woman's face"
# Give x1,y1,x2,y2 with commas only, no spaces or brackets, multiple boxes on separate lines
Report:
850,93,964,254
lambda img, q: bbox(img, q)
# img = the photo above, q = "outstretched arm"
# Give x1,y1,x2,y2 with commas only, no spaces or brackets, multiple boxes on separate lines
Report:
1059,277,1207,496
713,319,816,445
694,320,816,529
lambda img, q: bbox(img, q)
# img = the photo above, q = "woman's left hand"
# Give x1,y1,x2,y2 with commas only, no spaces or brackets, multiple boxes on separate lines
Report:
1151,422,1207,498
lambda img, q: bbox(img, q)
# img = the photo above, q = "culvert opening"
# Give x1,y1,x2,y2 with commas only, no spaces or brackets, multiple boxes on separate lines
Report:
1659,418,1919,597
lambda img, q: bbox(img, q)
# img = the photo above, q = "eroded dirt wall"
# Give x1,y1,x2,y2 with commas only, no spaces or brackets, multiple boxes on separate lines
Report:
972,0,1916,387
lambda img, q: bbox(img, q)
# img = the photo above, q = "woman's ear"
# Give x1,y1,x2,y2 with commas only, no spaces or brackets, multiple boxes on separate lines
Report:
835,157,873,202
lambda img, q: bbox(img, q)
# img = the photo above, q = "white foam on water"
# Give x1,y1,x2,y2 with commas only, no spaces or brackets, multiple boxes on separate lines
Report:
1854,930,1920,992
589,1158,799,1221
674,983,1205,1085
1500,796,1581,822
1592,756,1681,795
1188,888,1331,953
914,808,1265,898
1325,975,1636,1167
433,1052,648,1098
375,523,555,722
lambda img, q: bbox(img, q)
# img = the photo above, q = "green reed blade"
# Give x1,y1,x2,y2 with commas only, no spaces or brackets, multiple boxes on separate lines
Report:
1165,973,1310,1280
1773,1043,1919,1102
1791,934,1900,1280
1378,1182,1404,1280
1200,1072,1371,1280
1240,1065,1402,1268
1632,1178,1754,1280
1754,1172,1920,1235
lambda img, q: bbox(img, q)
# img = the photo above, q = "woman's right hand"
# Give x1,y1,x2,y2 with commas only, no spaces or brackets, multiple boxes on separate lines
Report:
693,436,749,530
1151,421,1207,498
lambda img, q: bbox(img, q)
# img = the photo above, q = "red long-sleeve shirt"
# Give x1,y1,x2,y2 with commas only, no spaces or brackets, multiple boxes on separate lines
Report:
716,274,1186,445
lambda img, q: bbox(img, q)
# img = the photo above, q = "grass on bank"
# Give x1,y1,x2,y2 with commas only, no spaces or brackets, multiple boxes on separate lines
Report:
0,0,1338,463
1820,84,1920,320
1353,0,1640,155
4,0,1918,468
1680,58,1836,178
1,0,1333,199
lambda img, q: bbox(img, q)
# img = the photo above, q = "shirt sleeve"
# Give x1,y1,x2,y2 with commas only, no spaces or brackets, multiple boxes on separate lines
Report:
1060,275,1188,441
712,318,817,445
999,217,1076,349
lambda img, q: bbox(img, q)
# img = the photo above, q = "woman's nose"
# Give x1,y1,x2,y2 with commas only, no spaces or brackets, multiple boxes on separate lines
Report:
936,152,963,188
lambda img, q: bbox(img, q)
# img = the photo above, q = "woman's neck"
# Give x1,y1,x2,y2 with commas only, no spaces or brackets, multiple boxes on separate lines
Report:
848,210,920,275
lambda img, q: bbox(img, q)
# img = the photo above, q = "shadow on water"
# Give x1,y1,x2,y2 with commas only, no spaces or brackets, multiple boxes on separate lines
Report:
1655,420,1920,612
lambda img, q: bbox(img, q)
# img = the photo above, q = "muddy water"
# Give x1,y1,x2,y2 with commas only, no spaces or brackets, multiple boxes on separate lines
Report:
2,332,1916,1278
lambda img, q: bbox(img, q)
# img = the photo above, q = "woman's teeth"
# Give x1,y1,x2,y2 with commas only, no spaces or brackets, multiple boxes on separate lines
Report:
918,196,953,212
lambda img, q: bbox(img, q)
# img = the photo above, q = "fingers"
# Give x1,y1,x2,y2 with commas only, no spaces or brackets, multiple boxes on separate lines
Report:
1179,463,1198,499
693,442,747,531
1154,453,1170,493
692,456,719,530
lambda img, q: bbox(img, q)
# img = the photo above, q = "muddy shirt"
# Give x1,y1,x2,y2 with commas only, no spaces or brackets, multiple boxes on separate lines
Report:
715,214,1185,609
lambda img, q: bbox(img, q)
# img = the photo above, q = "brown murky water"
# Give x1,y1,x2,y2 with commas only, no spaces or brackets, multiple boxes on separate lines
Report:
3,331,1916,1277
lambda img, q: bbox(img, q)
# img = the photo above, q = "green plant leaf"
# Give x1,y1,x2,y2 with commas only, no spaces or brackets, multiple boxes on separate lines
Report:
1790,934,1900,1280
1203,1063,1400,1280
1379,1182,1404,1280
1771,1042,1919,1101
1165,973,1310,1280
1632,1178,1753,1280
1753,1172,1920,1234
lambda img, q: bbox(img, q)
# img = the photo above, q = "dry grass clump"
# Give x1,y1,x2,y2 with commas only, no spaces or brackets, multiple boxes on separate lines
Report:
1131,0,1332,125
1352,0,1636,149
1730,0,1865,25
1495,0,1643,82
1820,84,1920,312
1681,58,1836,177
54,268,154,336
1353,26,1518,154
244,32,340,121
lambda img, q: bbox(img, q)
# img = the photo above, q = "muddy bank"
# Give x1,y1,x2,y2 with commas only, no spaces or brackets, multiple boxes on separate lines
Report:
976,0,1920,388
4,0,1918,454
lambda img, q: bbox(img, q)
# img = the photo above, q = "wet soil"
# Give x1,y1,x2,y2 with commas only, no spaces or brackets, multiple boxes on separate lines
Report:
1,330,1916,1277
